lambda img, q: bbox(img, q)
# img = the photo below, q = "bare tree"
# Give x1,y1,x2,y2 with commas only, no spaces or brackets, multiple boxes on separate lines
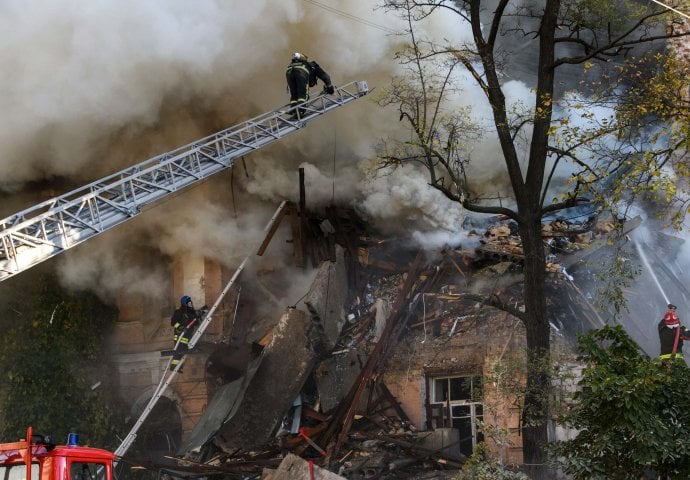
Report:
377,1,690,477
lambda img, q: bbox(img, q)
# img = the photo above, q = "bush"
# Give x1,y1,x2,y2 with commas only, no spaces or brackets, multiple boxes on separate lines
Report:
454,444,530,480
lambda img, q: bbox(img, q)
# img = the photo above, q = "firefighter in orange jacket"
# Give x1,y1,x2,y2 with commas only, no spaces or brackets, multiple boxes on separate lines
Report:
285,52,334,118
658,304,690,360
170,295,204,370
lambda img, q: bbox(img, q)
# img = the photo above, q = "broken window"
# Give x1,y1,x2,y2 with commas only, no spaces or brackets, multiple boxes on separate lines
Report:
428,375,484,457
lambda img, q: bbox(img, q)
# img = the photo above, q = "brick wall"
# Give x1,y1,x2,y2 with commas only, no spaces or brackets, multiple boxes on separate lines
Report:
383,308,575,466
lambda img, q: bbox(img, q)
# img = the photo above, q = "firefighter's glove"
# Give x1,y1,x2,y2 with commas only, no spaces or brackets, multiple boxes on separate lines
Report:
325,84,335,95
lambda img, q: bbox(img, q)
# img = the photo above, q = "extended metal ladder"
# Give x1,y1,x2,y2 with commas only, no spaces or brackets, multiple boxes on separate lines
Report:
110,284,229,461
113,201,287,460
0,81,369,282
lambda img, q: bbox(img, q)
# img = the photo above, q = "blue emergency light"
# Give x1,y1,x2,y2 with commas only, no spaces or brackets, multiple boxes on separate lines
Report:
66,433,79,446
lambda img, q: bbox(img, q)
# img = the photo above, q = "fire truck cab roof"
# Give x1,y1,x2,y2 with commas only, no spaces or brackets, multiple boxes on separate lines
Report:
0,428,114,480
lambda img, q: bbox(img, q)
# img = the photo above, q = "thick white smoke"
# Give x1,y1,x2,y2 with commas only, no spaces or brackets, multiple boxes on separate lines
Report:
0,0,527,298
0,0,410,187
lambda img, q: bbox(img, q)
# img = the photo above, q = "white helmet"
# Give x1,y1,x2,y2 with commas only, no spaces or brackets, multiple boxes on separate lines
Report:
292,52,303,61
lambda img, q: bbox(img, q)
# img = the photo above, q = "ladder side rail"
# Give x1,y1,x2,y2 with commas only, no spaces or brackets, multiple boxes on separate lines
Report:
188,198,288,349
113,363,183,459
187,257,248,349
114,326,191,460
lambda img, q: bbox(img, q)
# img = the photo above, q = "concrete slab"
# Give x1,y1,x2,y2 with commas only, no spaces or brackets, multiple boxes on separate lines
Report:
314,349,363,413
262,453,346,480
215,307,316,450
302,245,348,350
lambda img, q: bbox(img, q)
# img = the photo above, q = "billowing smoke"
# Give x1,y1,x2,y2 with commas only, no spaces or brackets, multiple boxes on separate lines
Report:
1,0,486,300
4,0,676,372
0,0,400,187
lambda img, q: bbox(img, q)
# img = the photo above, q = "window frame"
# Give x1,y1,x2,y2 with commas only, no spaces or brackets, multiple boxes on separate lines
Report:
427,374,484,456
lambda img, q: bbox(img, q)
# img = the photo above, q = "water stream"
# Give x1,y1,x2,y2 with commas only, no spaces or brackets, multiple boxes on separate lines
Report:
634,240,670,305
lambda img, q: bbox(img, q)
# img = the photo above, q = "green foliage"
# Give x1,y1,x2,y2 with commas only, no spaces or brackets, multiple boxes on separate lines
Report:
558,48,690,228
561,0,657,31
455,443,530,480
551,325,690,479
0,274,125,449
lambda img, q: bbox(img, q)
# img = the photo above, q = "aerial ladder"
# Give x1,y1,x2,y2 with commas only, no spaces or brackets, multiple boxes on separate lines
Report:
0,81,369,283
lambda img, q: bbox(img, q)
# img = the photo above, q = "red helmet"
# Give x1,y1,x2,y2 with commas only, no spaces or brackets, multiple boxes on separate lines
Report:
664,311,679,325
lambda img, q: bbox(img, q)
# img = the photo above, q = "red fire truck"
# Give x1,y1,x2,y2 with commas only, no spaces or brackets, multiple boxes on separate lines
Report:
0,427,115,480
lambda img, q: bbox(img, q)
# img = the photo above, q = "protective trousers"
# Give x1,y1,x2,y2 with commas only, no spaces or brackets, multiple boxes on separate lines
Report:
286,64,310,105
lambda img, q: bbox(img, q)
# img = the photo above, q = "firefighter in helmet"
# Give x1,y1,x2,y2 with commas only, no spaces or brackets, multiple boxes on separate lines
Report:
658,303,690,360
285,52,335,119
170,295,206,371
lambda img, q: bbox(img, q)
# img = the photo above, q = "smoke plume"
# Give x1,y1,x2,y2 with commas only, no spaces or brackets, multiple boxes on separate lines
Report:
0,0,488,299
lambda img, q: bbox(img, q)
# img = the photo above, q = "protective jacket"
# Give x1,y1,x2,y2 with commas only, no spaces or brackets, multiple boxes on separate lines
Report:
171,305,200,346
658,313,690,358
286,59,333,105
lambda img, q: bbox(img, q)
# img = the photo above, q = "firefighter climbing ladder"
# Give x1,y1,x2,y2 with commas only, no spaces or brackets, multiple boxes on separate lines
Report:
113,252,249,459
0,81,369,282
113,201,289,459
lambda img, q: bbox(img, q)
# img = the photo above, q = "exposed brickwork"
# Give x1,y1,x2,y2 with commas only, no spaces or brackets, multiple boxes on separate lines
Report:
383,308,574,466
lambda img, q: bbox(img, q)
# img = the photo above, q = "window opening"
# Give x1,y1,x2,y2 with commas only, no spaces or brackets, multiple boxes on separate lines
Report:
429,375,483,457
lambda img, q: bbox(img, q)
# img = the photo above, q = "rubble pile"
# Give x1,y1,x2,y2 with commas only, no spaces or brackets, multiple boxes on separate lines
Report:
153,201,641,480
475,214,626,275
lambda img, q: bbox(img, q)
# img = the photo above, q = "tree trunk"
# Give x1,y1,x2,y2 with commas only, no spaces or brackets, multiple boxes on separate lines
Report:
519,212,551,480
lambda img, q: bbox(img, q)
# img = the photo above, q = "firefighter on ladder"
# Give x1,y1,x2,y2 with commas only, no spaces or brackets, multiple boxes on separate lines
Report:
285,52,334,120
658,304,690,361
170,295,206,371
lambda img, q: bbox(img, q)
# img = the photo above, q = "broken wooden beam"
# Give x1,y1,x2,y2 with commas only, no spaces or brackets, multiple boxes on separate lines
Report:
319,250,430,458
257,200,291,256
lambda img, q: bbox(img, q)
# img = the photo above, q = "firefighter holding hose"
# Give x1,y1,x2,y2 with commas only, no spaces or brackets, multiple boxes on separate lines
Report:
658,304,690,360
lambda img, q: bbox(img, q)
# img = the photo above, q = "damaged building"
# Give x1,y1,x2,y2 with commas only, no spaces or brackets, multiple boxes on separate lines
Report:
109,166,668,480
